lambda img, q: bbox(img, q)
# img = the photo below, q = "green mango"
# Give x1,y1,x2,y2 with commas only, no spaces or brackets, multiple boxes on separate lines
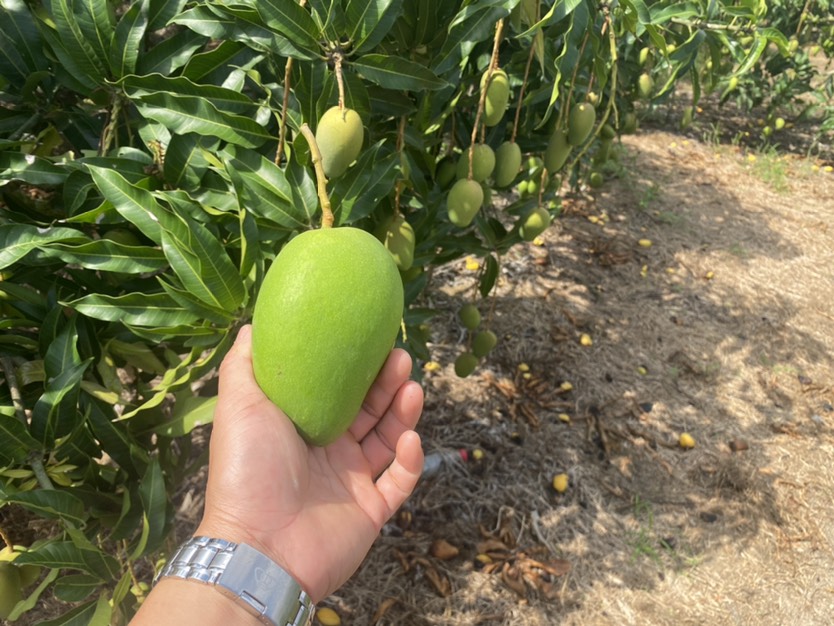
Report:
315,106,364,179
377,215,415,271
481,183,492,208
600,124,617,140
493,141,522,188
0,562,21,620
519,206,552,241
568,104,596,146
472,330,498,358
620,112,639,134
544,129,571,173
459,303,481,330
435,157,457,189
454,352,479,378
588,171,604,188
252,227,403,446
637,72,654,100
456,144,496,182
447,179,484,227
481,69,510,127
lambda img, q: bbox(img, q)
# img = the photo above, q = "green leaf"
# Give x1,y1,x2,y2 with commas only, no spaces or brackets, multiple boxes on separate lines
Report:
110,0,149,78
181,40,248,82
224,146,310,229
120,73,260,115
0,151,69,186
172,5,276,54
156,395,217,437
331,142,399,224
87,165,164,243
41,239,167,273
1,489,88,527
0,415,41,464
84,397,149,479
648,1,700,24
43,315,81,380
148,0,186,30
434,1,512,74
14,539,119,580
479,254,499,297
7,567,60,621
346,0,405,55
136,28,205,75
130,90,272,148
0,0,48,84
64,292,201,327
352,54,447,91
30,358,92,445
253,0,323,57
48,0,110,83
163,133,217,190
133,456,171,557
53,574,101,603
735,33,768,76
0,224,87,270
285,159,319,224
158,277,236,324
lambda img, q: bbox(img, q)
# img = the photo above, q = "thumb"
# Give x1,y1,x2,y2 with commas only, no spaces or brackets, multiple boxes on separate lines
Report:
216,325,269,412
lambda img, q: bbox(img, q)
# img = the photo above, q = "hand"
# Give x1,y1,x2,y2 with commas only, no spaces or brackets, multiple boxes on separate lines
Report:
194,324,424,602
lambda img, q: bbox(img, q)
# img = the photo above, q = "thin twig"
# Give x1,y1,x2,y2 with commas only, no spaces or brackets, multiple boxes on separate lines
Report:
276,57,294,165
512,43,537,144
299,123,334,228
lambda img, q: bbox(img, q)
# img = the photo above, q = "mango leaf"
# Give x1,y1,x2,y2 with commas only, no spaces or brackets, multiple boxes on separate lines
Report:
36,599,100,626
84,397,149,479
148,0,186,31
120,73,260,115
735,33,769,76
14,539,119,580
136,28,205,76
0,0,48,85
158,276,236,324
41,239,166,273
6,568,60,621
331,141,399,224
285,159,319,224
53,574,101,603
434,1,512,74
479,254,499,297
44,315,81,380
162,133,216,190
252,0,323,58
110,0,149,78
63,292,200,327
0,415,41,464
516,0,579,36
130,90,272,148
0,488,88,527
181,40,248,82
172,4,276,54
224,146,310,229
156,395,217,437
87,165,164,243
132,456,171,558
0,151,69,186
47,0,109,83
30,358,92,445
346,0,405,55
0,224,86,270
352,54,447,91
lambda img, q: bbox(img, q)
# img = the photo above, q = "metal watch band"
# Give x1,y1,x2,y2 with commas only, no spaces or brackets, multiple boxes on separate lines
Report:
154,536,314,626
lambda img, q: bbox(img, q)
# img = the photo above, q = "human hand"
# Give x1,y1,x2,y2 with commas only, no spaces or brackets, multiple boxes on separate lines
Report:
194,324,424,603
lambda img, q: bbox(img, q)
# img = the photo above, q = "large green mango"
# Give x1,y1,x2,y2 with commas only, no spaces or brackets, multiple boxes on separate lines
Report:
568,103,596,146
481,69,510,127
493,140,522,188
252,227,404,446
447,179,484,227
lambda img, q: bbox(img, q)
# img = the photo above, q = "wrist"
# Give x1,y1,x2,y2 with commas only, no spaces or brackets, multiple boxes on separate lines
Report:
136,577,261,626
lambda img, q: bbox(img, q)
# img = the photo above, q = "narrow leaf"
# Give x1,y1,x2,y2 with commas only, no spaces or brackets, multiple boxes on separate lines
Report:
14,540,119,580
63,292,200,327
352,54,446,90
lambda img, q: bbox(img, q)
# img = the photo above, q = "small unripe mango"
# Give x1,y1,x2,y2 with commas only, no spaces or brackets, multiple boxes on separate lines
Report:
447,178,484,228
0,562,21,620
315,106,364,179
435,157,457,189
637,72,654,99
600,124,616,140
481,69,510,127
593,139,612,165
620,112,638,134
378,215,415,271
456,144,496,182
480,183,492,208
455,352,479,378
252,227,403,446
519,206,551,241
588,171,604,188
472,330,498,358
568,104,596,146
459,303,481,330
639,46,651,65
544,129,571,172
493,141,522,188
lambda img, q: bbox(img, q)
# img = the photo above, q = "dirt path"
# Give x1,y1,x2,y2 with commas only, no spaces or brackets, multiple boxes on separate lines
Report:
335,128,834,624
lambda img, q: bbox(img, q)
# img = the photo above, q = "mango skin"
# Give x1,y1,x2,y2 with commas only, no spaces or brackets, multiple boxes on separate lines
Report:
456,144,496,182
544,129,571,173
315,106,364,179
252,227,403,446
0,562,21,620
568,104,596,146
481,69,510,127
637,72,654,99
378,215,415,271
447,179,484,227
519,206,552,241
493,141,522,188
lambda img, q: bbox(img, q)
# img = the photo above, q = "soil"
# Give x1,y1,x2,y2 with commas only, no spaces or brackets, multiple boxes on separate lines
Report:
328,113,834,624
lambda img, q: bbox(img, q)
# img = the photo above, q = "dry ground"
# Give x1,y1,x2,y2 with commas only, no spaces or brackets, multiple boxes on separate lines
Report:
329,122,834,624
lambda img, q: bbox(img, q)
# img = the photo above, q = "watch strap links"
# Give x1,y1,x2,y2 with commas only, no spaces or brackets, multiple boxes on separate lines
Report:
155,536,314,626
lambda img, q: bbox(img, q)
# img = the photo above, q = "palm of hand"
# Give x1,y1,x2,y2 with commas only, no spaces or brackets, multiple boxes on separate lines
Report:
196,328,424,602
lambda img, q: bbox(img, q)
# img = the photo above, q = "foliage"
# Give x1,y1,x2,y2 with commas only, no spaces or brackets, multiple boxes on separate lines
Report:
0,0,828,622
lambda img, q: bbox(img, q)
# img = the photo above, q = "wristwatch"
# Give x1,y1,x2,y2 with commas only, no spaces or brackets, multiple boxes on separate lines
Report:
154,536,315,626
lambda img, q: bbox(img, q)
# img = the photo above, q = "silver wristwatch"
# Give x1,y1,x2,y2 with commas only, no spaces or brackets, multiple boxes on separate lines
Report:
154,536,314,626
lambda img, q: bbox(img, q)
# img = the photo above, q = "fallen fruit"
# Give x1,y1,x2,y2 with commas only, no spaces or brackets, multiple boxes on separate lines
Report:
472,330,498,358
459,303,481,330
519,206,552,241
579,333,593,346
377,215,415,271
0,562,22,620
316,607,342,625
552,473,569,493
456,144,496,182
544,129,571,173
482,68,510,126
252,227,403,446
568,103,596,146
454,352,479,378
447,178,484,227
493,141,523,188
638,238,653,248
679,433,696,449
315,106,364,179
430,539,460,560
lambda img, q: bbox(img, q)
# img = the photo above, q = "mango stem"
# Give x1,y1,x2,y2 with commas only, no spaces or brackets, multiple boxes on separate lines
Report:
300,123,334,228
468,18,504,180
